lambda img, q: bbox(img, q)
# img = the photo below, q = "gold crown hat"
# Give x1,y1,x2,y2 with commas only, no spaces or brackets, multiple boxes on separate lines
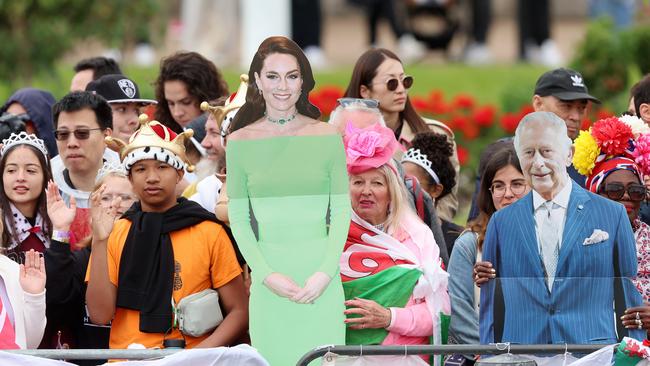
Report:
200,73,249,132
105,114,195,172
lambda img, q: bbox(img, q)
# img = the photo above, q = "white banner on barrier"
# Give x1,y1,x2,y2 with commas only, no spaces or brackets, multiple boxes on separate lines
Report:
0,345,269,366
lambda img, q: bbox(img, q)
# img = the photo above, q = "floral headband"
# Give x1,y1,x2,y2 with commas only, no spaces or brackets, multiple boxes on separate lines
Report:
573,115,650,193
344,122,402,175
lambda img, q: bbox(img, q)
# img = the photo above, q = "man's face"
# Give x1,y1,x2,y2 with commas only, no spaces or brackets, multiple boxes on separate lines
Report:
533,95,588,140
128,159,182,212
110,103,140,143
55,108,111,176
70,69,94,92
517,123,572,200
200,114,225,161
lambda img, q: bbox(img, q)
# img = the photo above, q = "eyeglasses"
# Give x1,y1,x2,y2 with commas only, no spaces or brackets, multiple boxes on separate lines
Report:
337,98,380,109
374,76,414,92
54,128,103,141
599,182,647,202
490,181,528,198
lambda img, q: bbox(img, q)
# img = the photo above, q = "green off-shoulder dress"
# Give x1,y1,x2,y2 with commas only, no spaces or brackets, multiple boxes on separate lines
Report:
227,134,351,365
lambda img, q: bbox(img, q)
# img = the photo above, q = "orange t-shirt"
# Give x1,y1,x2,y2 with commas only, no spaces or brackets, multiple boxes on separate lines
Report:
104,219,241,349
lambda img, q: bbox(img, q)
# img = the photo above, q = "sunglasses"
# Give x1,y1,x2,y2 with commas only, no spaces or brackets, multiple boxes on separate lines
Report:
337,98,379,109
599,182,647,202
376,76,414,92
54,128,103,141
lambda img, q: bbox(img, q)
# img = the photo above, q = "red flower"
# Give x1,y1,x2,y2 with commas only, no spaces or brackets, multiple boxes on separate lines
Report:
518,105,535,116
596,108,615,121
450,115,468,130
591,116,633,156
500,112,520,133
411,96,430,113
472,105,496,128
580,118,591,130
428,90,448,114
310,85,343,117
457,145,469,166
452,94,476,110
461,124,480,140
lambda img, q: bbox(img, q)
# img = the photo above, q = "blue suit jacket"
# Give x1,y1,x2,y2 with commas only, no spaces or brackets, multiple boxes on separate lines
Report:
479,181,645,344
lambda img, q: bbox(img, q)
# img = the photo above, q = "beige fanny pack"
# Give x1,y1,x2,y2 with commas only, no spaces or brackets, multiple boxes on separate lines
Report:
172,289,223,337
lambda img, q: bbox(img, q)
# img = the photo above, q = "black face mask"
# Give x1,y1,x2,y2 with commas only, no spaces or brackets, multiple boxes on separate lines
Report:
0,112,29,141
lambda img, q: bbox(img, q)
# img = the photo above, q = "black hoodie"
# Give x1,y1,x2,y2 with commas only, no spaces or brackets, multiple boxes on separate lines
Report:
1,88,58,157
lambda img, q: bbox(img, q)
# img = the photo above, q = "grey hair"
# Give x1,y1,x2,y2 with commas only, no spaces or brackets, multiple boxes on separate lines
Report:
513,111,572,156
328,103,386,129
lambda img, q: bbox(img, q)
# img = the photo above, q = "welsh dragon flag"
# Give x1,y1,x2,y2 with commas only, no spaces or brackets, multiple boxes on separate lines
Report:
340,212,450,365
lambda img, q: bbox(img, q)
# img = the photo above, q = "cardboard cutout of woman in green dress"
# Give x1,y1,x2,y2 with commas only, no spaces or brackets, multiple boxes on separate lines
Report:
226,36,350,365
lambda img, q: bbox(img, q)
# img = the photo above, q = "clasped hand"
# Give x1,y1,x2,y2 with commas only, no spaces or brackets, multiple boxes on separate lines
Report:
263,272,331,304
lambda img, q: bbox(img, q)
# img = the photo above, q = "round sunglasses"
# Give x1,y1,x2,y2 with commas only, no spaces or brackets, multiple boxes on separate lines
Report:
374,76,414,92
599,182,647,202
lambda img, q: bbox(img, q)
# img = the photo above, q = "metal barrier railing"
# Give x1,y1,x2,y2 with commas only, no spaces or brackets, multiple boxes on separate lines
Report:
296,344,613,366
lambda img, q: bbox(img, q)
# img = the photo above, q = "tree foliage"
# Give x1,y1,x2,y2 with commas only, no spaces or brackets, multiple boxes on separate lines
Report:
0,0,159,84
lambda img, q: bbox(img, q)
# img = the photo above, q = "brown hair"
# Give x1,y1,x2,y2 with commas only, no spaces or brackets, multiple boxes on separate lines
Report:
154,51,229,134
343,48,428,134
468,145,522,251
229,36,320,133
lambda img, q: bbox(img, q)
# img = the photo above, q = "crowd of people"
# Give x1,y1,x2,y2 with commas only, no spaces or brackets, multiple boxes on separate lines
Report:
0,34,649,366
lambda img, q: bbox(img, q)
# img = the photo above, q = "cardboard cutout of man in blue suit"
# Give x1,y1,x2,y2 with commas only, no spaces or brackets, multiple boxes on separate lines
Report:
480,111,645,344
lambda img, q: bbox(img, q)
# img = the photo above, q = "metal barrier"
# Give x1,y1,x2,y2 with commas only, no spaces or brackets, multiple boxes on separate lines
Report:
4,349,182,360
296,344,613,366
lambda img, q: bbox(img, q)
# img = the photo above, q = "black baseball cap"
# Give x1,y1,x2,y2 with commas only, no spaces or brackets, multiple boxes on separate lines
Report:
86,74,157,105
534,68,601,104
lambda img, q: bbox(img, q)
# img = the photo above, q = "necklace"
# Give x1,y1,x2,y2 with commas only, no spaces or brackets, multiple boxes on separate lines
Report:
373,222,386,232
265,112,296,125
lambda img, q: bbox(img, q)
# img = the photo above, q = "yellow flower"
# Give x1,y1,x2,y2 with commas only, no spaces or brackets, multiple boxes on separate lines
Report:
573,130,601,176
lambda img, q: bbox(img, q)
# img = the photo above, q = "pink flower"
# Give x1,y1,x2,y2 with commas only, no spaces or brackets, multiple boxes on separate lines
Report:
633,133,650,176
344,123,402,174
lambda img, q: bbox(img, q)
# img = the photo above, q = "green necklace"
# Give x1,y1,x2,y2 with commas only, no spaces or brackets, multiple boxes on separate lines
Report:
265,112,296,125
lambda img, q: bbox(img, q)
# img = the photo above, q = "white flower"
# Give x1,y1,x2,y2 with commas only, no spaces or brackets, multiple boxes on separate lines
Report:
620,114,650,138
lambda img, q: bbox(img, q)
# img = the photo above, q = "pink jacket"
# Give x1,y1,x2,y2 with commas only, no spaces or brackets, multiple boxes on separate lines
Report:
383,218,451,347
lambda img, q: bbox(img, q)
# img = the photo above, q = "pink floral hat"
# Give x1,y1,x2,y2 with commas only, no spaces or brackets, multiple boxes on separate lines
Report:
344,122,403,174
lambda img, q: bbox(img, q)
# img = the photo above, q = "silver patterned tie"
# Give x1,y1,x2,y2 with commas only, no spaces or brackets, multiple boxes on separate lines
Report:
540,201,559,291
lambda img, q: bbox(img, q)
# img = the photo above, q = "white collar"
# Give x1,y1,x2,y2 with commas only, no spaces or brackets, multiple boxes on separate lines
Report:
532,177,572,211
4,203,49,250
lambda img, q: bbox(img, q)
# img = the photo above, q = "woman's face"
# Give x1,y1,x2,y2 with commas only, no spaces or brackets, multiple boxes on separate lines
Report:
491,164,529,211
255,53,303,116
3,146,44,216
360,58,408,115
350,168,390,225
599,169,643,223
164,80,201,127
99,175,138,216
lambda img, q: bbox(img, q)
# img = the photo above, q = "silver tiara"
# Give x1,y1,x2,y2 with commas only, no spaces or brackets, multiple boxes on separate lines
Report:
1,132,48,157
401,148,440,185
95,160,127,183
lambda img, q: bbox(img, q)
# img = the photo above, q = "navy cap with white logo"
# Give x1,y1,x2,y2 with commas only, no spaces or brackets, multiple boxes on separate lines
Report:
534,68,601,104
86,74,157,105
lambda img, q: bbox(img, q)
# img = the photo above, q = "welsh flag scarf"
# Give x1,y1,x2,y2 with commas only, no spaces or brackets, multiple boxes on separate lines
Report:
340,212,450,365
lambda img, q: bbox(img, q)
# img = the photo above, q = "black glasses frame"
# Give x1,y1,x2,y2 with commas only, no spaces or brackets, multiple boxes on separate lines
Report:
599,182,647,202
54,128,103,141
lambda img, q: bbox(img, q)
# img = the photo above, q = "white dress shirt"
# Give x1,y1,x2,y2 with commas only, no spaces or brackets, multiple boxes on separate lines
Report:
532,179,572,250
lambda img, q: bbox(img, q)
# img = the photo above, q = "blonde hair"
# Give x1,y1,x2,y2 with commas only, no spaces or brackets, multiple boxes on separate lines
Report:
378,164,410,235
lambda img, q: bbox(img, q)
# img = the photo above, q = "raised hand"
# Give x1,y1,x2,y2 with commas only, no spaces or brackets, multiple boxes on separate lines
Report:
90,185,119,242
19,250,46,294
46,181,76,231
291,271,331,304
263,272,302,299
